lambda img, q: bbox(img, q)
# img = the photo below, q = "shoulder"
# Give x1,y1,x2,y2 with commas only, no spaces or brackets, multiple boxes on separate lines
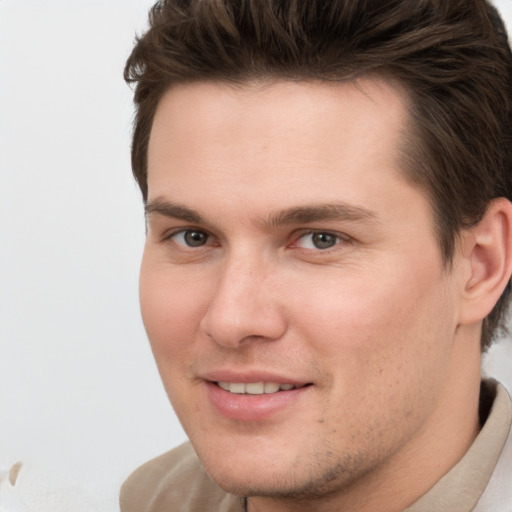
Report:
473,381,512,511
120,442,243,512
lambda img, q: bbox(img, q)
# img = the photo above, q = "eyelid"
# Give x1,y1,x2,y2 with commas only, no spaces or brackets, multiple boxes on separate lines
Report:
161,226,213,245
158,226,350,251
290,229,350,251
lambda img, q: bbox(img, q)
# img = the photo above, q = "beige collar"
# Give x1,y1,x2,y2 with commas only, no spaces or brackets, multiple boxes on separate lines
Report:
405,380,512,512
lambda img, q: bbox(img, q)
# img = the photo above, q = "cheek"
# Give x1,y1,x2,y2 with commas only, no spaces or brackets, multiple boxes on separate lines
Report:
139,260,212,420
139,257,207,359
290,261,456,388
287,267,458,453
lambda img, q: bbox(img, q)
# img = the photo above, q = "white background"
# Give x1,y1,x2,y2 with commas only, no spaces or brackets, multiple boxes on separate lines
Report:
1,1,511,510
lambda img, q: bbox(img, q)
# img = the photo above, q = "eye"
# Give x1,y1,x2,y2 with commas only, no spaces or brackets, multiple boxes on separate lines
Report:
170,229,210,247
295,231,342,250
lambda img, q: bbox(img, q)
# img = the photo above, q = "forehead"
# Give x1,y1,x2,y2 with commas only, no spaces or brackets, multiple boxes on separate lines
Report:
149,78,409,164
147,78,421,223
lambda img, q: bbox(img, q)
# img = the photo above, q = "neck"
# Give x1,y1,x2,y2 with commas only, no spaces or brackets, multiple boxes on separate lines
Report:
247,332,482,512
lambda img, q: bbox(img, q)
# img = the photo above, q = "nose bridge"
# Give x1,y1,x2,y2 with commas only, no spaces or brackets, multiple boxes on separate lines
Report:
200,247,286,347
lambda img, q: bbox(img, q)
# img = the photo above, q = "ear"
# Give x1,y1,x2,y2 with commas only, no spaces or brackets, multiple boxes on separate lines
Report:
458,197,512,326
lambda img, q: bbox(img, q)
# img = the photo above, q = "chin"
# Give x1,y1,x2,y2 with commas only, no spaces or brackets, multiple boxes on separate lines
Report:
206,470,301,499
195,442,362,501
207,467,357,502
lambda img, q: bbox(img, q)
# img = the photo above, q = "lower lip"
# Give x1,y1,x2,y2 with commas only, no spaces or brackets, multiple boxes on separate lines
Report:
206,382,310,421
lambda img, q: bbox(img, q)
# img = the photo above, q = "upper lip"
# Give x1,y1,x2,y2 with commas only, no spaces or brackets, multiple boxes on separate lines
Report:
202,369,311,387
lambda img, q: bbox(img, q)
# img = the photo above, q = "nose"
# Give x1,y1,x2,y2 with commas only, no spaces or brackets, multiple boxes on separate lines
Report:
199,254,287,348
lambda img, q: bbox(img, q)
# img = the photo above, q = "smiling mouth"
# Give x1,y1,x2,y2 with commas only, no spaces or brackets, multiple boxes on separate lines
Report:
215,381,311,395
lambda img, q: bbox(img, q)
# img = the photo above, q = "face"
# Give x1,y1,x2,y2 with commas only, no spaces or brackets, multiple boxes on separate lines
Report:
140,79,467,504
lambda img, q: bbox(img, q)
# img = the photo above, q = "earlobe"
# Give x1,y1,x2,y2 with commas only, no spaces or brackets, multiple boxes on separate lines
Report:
459,198,512,325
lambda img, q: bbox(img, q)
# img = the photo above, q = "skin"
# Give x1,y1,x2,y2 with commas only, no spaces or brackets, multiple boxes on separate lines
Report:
140,78,486,512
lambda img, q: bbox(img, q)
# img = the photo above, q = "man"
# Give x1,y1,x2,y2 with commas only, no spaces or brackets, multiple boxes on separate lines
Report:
120,1,512,510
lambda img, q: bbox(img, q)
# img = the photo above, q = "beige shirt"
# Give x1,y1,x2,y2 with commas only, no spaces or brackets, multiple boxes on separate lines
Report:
120,380,512,512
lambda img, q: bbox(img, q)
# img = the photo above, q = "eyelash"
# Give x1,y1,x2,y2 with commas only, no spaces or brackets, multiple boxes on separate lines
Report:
164,228,349,253
291,230,346,251
164,228,215,248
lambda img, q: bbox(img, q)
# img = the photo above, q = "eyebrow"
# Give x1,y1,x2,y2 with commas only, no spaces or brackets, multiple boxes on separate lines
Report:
145,198,377,227
145,199,204,224
267,203,377,227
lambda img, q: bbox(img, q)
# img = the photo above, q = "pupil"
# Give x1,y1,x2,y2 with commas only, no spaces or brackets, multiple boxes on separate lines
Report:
312,232,336,249
184,230,207,247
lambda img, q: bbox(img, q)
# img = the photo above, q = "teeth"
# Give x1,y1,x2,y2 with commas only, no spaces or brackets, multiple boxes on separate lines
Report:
245,382,264,394
218,382,230,391
217,381,297,395
230,383,245,394
264,382,280,393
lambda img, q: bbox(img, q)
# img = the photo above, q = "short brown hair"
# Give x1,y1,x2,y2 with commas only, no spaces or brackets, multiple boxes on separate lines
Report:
125,0,512,349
